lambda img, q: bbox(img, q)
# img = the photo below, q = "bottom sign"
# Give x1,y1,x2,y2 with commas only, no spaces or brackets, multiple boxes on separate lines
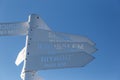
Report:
26,52,94,71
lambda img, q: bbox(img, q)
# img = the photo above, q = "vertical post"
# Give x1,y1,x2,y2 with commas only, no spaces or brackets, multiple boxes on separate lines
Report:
22,14,50,80
23,35,37,80
23,14,38,80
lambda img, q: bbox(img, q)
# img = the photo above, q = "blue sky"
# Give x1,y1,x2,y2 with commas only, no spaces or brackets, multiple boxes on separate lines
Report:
0,0,120,80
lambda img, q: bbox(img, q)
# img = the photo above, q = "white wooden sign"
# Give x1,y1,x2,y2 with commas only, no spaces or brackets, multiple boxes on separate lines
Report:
26,52,94,71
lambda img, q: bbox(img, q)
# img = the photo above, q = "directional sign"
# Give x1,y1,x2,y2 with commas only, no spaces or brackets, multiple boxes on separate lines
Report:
28,41,96,55
0,22,28,36
26,52,94,71
27,29,96,56
29,29,95,46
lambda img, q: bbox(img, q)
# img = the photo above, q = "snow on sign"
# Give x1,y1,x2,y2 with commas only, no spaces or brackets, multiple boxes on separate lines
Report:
0,22,28,36
26,52,94,71
0,14,97,80
27,29,97,55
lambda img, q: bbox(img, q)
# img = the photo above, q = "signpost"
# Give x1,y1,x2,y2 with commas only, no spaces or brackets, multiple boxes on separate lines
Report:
0,14,97,80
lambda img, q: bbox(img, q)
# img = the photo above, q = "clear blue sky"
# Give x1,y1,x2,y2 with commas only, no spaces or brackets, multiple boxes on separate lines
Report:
0,0,120,80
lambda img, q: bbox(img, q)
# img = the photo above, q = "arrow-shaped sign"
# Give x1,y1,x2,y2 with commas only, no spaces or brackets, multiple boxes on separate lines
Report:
26,52,94,71
29,29,95,46
28,42,96,54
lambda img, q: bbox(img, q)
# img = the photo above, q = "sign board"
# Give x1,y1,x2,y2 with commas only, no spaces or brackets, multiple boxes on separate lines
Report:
28,42,96,55
26,52,94,71
0,22,28,36
30,29,95,45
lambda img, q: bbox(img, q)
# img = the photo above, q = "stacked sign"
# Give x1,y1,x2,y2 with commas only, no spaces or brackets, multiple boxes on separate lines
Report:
0,14,97,80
